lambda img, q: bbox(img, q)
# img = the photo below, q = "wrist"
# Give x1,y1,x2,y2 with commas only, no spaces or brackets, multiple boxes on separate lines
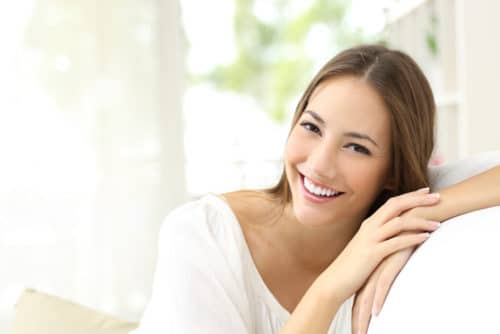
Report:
314,269,348,307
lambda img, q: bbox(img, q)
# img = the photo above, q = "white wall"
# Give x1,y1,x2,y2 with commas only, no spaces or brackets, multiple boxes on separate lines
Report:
457,0,500,156
385,0,500,163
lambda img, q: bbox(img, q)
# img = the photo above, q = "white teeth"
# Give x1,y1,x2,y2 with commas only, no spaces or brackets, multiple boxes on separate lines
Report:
303,176,340,197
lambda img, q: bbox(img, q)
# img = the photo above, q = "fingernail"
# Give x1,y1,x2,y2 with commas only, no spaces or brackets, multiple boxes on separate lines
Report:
427,193,440,199
417,187,430,193
371,306,378,317
430,221,441,228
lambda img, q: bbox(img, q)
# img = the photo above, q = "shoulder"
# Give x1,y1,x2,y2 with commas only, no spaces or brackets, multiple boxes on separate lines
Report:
162,194,226,226
158,193,234,246
221,190,283,229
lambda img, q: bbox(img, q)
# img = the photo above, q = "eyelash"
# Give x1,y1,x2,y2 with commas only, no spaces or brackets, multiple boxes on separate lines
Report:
299,121,372,156
300,121,321,134
346,143,372,155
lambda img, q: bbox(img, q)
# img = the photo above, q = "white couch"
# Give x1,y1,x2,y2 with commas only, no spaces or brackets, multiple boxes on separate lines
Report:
368,151,500,333
9,151,500,334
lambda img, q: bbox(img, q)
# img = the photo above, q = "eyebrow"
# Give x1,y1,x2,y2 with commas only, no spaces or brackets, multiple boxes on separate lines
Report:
304,110,325,125
343,132,379,147
303,110,379,147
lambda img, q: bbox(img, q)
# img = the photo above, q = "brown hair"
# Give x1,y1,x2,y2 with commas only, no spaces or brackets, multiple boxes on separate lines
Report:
265,44,435,215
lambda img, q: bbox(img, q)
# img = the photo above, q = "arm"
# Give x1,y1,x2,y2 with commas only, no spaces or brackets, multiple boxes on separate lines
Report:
280,275,343,334
411,165,500,222
352,166,500,334
284,190,438,334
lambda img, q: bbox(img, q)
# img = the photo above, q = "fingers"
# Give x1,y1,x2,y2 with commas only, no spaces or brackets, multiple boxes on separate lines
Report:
376,216,440,241
373,188,440,224
371,249,413,316
352,271,379,334
378,232,430,258
352,288,374,334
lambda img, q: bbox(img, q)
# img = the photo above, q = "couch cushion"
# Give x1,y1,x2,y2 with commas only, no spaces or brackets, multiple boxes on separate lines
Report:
10,289,138,334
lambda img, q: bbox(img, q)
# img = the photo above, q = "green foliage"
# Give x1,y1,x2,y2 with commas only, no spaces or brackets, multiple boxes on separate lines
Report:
196,0,372,123
426,13,439,57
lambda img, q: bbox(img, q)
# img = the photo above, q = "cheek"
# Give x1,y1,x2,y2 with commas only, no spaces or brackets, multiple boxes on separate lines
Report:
285,129,307,163
341,160,390,194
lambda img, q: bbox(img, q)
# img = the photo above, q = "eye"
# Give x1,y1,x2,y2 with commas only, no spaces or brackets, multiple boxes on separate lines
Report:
344,143,371,155
299,121,321,135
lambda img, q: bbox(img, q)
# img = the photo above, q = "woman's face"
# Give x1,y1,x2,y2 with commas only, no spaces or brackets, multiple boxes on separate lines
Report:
285,75,393,226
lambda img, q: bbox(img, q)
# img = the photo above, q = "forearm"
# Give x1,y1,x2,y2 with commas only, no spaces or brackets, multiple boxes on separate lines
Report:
280,274,343,334
416,166,500,222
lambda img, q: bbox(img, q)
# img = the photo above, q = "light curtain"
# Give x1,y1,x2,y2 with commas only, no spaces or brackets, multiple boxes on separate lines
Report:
0,0,186,331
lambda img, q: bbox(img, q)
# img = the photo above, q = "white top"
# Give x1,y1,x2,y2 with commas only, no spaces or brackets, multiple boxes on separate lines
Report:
131,193,354,334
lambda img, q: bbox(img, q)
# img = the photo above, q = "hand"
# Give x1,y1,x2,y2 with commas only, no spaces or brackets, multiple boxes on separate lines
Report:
351,245,413,334
321,188,441,305
351,207,441,334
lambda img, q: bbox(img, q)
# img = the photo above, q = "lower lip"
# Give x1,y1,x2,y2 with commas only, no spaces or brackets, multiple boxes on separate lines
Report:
299,174,343,203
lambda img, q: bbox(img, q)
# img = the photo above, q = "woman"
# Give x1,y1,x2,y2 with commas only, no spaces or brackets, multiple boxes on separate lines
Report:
131,45,500,334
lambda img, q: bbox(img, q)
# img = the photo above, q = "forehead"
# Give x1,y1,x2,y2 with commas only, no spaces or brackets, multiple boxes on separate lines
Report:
305,75,391,142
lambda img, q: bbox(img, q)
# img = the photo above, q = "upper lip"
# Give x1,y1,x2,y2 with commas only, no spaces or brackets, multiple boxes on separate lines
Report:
301,174,343,193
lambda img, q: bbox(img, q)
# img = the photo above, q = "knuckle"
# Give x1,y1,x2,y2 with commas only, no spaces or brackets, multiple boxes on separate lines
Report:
386,197,397,206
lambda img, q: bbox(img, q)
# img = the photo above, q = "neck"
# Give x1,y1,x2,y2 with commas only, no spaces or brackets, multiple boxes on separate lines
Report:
265,201,363,275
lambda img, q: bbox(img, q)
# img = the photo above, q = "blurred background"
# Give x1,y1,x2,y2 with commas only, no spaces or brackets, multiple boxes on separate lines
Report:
1,0,499,332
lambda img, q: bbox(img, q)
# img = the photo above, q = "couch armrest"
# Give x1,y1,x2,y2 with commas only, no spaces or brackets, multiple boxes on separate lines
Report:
10,289,138,334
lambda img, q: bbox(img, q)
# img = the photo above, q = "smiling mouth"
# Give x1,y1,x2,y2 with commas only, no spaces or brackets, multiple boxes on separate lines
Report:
299,174,345,198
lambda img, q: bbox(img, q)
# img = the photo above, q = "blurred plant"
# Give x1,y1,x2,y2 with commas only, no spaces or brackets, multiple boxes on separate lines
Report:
426,12,439,57
192,0,370,123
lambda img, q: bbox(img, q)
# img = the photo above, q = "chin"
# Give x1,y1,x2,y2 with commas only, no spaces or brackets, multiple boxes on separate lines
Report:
290,198,334,227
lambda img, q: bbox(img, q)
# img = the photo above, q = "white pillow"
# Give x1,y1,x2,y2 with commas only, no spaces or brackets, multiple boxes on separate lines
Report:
367,206,500,333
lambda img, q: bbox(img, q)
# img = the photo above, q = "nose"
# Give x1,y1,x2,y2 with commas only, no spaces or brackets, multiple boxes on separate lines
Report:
307,141,338,182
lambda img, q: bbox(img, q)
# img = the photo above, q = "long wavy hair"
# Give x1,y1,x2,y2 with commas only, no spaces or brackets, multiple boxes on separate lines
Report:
264,44,436,216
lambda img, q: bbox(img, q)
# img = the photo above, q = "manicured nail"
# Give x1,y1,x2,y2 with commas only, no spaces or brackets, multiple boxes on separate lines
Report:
427,193,440,199
417,187,430,193
430,221,441,228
